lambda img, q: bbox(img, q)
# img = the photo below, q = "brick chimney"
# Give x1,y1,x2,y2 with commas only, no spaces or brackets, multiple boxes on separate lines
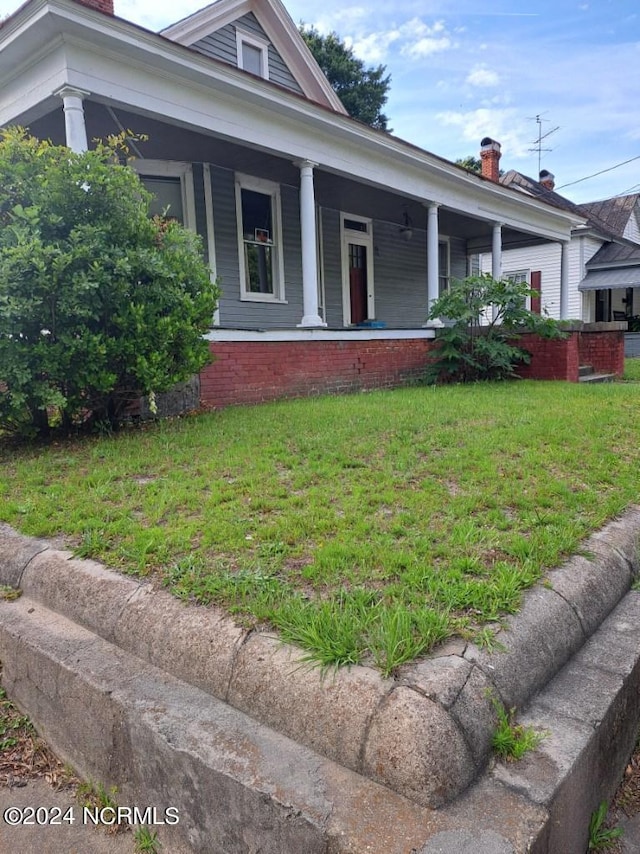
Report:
75,0,114,14
539,170,555,191
480,137,501,182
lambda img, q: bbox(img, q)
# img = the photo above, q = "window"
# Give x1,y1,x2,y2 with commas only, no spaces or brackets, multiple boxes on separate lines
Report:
504,270,529,311
142,176,184,223
236,29,269,79
438,240,450,295
505,270,529,285
133,161,195,231
235,175,284,301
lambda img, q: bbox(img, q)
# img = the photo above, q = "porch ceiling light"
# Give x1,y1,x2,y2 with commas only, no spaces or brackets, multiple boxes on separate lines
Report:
399,210,413,242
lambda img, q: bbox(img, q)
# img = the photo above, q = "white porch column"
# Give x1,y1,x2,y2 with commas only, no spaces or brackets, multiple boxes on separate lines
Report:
491,222,503,322
425,201,443,326
54,86,90,153
560,240,570,319
491,222,503,281
296,159,325,327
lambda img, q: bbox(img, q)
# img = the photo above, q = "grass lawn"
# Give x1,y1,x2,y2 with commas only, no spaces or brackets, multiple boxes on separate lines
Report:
1,375,640,675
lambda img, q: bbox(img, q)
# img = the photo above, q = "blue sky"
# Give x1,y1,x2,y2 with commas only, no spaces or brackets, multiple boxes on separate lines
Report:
3,0,639,203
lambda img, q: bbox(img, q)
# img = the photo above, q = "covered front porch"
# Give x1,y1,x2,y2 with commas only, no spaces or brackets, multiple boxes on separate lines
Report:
26,97,578,334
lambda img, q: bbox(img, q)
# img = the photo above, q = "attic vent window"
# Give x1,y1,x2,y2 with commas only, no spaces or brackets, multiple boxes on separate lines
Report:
236,29,269,79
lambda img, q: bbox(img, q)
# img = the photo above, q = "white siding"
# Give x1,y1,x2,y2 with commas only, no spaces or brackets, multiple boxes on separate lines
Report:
624,209,640,243
482,234,605,320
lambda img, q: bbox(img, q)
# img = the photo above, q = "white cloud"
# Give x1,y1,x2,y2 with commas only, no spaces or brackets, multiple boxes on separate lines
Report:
437,108,532,159
351,30,401,63
400,19,452,58
306,7,368,36
345,18,453,63
466,64,500,87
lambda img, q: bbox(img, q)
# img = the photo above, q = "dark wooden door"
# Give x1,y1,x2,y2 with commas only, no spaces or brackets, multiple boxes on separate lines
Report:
349,243,368,324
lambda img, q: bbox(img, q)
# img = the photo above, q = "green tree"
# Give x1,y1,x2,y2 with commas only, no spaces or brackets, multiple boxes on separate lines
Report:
455,155,504,177
425,274,564,383
300,26,391,131
0,127,219,438
455,155,482,173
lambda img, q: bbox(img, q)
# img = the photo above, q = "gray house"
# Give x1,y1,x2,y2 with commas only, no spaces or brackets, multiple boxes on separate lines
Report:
0,0,583,405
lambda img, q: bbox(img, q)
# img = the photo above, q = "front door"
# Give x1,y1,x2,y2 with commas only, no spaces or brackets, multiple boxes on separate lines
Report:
349,242,368,325
341,214,374,325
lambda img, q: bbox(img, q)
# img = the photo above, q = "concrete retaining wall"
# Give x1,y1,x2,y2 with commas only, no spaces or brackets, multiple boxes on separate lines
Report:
2,511,640,852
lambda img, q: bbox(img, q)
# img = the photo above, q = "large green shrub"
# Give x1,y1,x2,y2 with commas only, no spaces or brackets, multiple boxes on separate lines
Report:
425,274,564,383
0,128,219,437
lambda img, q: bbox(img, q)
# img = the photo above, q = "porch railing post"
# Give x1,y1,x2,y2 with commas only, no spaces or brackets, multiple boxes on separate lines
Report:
296,159,326,328
54,86,90,153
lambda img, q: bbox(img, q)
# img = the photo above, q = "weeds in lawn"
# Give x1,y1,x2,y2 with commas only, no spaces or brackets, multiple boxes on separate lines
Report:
3,381,640,671
273,590,374,670
588,801,623,850
489,693,546,761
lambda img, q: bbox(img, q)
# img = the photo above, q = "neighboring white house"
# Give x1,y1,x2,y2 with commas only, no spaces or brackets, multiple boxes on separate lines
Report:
478,140,640,322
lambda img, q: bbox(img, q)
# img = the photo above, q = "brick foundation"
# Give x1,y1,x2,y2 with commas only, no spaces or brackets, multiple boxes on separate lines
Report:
198,327,626,409
200,339,434,408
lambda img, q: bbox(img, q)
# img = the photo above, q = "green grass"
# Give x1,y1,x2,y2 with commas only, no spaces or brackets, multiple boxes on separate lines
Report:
2,376,640,673
489,693,546,761
623,356,640,382
588,801,623,850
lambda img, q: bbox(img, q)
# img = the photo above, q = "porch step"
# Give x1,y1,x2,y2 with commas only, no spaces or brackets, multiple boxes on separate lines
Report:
579,365,616,383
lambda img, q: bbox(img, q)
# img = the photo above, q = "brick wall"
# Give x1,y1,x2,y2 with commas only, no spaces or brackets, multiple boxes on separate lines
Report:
579,328,625,377
200,339,434,408
75,0,114,14
513,327,625,382
199,327,626,409
514,332,581,381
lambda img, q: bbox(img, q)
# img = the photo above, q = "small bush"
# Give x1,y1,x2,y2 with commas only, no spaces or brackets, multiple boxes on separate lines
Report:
425,274,564,384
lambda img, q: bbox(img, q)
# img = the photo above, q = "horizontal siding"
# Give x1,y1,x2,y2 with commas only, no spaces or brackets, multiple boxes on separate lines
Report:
192,24,237,66
449,236,467,282
192,13,303,95
373,221,428,326
624,210,640,243
320,208,344,327
483,236,600,320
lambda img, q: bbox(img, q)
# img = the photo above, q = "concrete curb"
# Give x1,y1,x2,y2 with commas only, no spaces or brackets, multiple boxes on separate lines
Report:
1,509,639,810
1,511,640,851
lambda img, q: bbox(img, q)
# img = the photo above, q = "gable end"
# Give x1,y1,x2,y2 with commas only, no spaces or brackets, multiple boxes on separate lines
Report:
191,12,303,94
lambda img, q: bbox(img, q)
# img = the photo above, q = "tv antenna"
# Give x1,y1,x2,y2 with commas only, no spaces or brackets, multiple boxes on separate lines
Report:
528,114,560,175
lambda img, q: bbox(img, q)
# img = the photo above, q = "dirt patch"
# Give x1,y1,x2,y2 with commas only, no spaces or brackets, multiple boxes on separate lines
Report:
0,674,79,794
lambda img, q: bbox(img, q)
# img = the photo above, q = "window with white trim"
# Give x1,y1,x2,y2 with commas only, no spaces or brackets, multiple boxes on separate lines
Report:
504,269,530,309
236,29,269,79
505,269,529,285
133,161,195,230
235,175,284,301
